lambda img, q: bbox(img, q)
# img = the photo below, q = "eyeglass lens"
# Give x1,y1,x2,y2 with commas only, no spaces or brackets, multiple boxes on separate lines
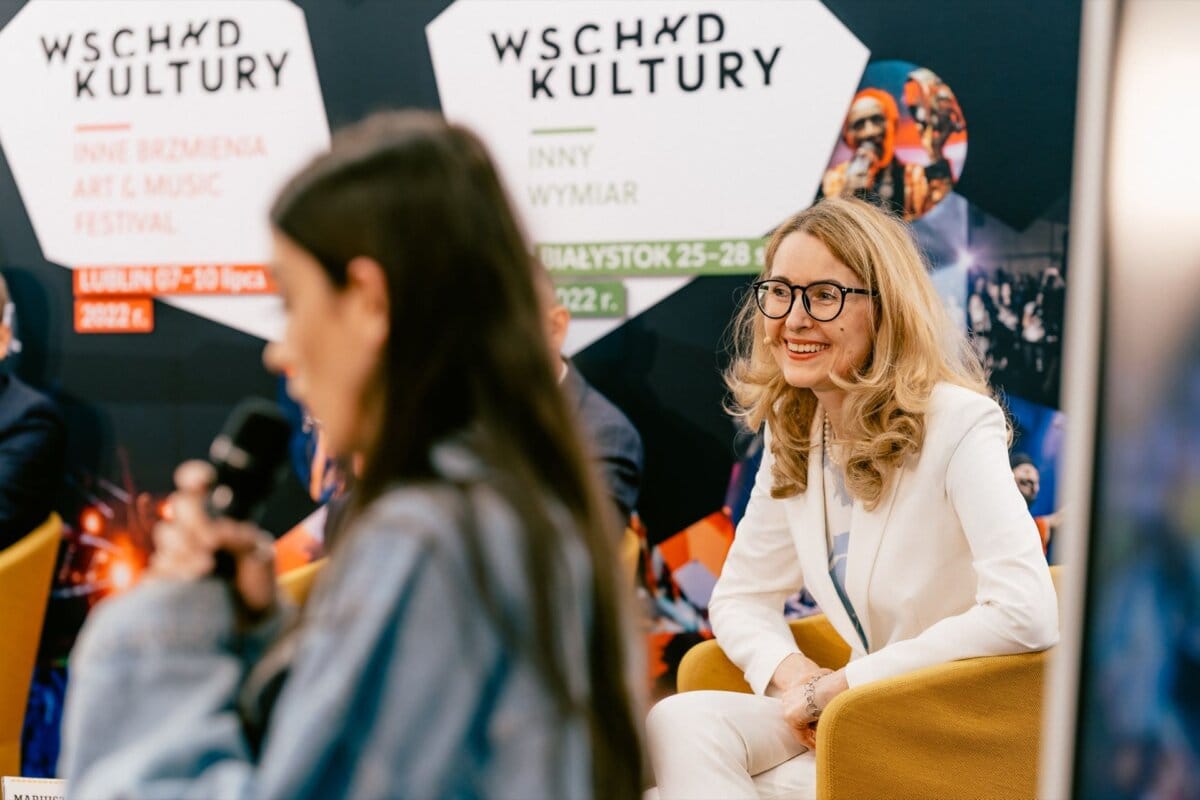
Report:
755,281,845,321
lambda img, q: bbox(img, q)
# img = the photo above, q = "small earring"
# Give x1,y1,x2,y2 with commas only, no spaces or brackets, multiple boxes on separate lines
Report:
763,335,774,346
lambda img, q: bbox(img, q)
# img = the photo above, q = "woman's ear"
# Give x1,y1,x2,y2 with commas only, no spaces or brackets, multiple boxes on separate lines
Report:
344,256,390,351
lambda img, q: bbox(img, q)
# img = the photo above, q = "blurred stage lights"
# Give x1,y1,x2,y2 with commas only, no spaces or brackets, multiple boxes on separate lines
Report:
79,507,105,535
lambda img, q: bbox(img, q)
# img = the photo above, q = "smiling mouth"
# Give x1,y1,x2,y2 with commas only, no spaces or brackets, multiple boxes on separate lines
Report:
787,342,830,354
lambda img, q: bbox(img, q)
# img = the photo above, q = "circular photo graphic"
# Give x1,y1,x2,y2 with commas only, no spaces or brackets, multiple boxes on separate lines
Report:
819,61,966,222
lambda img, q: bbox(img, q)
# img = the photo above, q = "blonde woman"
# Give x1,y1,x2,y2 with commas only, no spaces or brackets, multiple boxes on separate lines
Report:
646,197,1058,798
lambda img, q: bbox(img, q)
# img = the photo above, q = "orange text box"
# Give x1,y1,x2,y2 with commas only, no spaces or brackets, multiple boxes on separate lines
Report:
74,298,154,334
73,265,276,296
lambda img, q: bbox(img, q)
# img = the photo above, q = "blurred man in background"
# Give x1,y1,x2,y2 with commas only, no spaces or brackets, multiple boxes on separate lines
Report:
535,266,643,530
1011,451,1061,556
0,272,64,548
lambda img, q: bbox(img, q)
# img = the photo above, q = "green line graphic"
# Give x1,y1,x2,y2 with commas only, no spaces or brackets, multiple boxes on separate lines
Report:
530,126,596,135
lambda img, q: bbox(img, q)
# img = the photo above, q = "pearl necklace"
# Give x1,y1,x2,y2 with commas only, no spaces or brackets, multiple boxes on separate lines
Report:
823,413,836,464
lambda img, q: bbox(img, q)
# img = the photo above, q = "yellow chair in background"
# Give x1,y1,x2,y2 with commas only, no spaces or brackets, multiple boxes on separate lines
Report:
676,567,1065,800
0,514,62,776
277,557,326,608
620,527,640,589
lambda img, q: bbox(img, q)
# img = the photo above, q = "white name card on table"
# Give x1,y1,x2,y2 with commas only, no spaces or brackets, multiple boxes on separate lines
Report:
1,776,65,800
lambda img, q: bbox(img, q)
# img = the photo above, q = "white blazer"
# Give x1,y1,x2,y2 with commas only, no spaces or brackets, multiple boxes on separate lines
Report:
709,382,1059,695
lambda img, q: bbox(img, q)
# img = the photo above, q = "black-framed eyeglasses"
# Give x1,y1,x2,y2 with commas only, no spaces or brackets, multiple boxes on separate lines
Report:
751,279,878,322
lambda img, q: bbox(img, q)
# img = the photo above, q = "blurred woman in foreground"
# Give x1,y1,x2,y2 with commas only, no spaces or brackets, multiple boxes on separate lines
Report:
60,111,643,799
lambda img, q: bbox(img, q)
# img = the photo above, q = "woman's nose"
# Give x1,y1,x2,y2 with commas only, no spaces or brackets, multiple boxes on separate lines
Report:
785,293,814,329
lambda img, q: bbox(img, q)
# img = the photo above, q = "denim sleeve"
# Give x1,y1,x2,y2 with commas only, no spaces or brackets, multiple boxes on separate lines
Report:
60,578,287,800
255,492,585,798
60,488,583,799
59,508,451,800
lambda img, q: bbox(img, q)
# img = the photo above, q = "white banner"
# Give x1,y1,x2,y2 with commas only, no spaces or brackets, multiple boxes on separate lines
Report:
0,0,330,339
428,1,867,352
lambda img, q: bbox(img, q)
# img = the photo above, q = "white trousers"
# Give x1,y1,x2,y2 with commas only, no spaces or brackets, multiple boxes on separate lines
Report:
646,690,817,800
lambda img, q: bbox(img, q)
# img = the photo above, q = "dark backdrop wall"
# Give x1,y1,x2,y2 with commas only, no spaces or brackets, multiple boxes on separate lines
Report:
0,0,1081,546
0,0,1082,776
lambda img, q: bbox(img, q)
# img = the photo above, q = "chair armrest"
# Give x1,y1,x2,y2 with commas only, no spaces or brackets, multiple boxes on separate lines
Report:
677,639,751,694
816,650,1048,800
277,558,326,608
677,615,851,694
790,615,852,671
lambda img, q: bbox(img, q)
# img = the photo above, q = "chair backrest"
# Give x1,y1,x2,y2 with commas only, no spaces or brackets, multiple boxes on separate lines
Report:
620,528,640,588
277,557,326,608
0,514,62,776
1049,564,1066,623
1049,563,1064,590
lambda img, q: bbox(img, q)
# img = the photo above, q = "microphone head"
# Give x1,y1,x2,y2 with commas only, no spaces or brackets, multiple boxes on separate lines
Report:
207,397,291,523
855,140,881,159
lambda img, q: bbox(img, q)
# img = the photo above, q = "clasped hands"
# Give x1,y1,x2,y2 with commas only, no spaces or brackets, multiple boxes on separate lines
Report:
772,654,849,751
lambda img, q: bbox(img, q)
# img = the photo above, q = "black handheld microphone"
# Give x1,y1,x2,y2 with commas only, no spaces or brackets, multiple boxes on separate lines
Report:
206,397,291,524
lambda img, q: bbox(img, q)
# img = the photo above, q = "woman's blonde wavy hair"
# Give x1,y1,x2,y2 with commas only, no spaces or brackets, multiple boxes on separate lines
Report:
725,196,992,509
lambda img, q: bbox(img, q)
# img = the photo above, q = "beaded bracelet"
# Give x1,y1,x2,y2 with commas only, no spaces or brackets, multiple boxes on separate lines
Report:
803,669,833,719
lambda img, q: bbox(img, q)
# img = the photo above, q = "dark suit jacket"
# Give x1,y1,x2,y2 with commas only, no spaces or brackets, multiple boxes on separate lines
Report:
0,373,65,550
562,361,643,526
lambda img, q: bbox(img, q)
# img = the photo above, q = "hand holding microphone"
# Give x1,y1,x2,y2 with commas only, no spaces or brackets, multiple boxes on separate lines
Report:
149,398,290,617
845,141,879,192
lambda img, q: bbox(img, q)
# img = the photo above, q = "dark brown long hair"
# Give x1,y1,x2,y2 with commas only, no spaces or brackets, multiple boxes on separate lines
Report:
269,111,642,797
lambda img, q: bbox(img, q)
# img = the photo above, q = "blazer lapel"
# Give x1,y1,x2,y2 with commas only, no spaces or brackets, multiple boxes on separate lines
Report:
844,463,904,652
784,409,863,655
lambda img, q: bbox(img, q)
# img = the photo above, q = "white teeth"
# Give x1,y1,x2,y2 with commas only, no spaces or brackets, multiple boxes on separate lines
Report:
787,342,829,354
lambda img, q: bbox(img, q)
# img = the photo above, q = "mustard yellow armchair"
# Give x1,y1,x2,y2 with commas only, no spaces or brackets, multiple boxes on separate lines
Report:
620,527,640,589
677,568,1063,800
277,557,326,608
0,514,62,776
